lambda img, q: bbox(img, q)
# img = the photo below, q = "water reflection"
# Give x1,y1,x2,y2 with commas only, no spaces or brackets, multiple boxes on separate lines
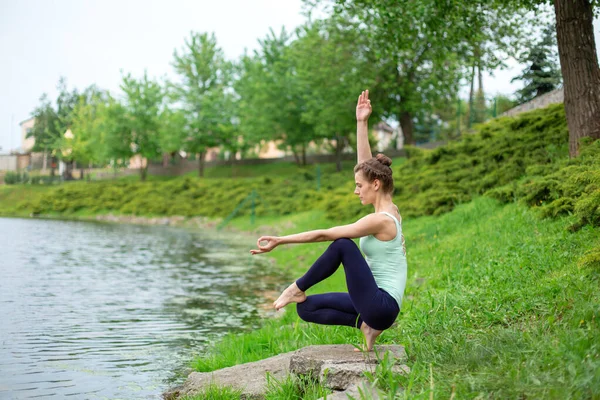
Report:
0,217,278,399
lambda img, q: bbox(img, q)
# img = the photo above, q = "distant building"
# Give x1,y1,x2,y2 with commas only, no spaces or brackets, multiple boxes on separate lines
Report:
20,117,36,153
373,121,403,151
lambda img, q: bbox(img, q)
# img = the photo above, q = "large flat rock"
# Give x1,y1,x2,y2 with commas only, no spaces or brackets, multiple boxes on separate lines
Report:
289,344,407,375
163,351,293,400
318,381,382,400
163,344,408,399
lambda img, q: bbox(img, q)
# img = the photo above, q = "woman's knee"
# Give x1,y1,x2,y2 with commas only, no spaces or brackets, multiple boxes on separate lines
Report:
296,302,312,322
330,238,357,251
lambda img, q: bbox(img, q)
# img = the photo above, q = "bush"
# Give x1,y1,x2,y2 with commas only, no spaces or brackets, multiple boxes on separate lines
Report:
4,171,29,184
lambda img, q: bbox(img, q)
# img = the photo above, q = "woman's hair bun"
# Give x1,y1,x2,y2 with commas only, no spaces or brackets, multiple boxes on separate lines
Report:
375,153,392,167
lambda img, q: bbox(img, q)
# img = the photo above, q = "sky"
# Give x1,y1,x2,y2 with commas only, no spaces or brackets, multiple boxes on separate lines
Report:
1,0,599,153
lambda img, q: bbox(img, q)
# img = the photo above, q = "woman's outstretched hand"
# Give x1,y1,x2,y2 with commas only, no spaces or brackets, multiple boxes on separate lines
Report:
356,90,372,122
250,236,280,255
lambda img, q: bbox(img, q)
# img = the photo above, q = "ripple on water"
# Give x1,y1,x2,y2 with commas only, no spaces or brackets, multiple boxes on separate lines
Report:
0,217,277,399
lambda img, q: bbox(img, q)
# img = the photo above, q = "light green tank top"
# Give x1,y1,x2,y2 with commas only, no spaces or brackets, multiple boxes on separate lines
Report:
359,212,407,309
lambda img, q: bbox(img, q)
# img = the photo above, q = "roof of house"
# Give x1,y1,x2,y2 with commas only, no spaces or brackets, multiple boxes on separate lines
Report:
373,121,394,133
19,116,35,125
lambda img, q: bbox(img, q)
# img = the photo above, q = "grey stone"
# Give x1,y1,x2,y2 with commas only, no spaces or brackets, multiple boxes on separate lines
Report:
289,344,407,376
320,362,410,391
318,381,381,400
321,362,371,390
162,351,293,399
163,344,409,399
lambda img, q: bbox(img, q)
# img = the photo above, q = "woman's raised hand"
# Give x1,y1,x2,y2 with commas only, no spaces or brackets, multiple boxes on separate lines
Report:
356,90,372,122
250,236,280,255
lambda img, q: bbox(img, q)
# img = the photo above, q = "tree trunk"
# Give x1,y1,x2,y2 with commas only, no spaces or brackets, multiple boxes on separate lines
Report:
554,0,600,157
80,168,85,180
468,63,476,128
400,111,415,146
230,151,236,178
50,157,56,177
291,146,300,165
42,150,47,172
475,62,486,123
301,142,306,166
140,165,147,181
197,151,206,177
335,134,343,172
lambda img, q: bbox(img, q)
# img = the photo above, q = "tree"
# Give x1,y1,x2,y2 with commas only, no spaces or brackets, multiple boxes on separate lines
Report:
120,71,164,181
549,0,599,156
28,93,59,172
65,85,110,178
97,97,133,171
427,0,599,157
512,23,562,104
157,107,188,166
291,19,379,171
171,32,233,177
312,0,535,145
53,78,82,179
235,27,316,165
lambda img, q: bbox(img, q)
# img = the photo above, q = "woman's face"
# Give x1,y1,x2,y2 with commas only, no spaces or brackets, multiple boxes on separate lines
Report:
354,171,378,205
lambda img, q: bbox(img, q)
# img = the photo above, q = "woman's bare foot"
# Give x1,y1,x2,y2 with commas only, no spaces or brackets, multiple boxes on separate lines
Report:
273,282,306,310
354,322,383,352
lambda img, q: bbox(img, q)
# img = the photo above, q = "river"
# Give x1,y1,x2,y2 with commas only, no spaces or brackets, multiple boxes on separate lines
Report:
0,217,278,399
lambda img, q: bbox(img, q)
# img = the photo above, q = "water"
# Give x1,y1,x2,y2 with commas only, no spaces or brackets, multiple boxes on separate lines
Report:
0,217,279,399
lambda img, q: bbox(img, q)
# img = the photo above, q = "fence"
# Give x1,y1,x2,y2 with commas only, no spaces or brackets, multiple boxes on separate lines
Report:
501,88,564,118
145,146,443,177
0,154,31,171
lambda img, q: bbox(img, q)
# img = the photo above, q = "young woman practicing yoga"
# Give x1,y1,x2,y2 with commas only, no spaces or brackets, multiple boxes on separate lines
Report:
250,90,407,351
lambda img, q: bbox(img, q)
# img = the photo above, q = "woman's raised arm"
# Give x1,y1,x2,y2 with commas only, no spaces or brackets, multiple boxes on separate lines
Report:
356,90,373,165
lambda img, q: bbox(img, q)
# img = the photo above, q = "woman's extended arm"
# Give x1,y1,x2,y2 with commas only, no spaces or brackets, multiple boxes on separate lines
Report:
250,213,386,255
356,90,373,164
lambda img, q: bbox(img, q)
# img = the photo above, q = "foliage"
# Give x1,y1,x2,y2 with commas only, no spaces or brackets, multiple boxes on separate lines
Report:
4,172,29,185
290,18,379,171
66,86,111,166
120,71,164,179
511,23,563,104
28,93,59,154
179,384,242,400
235,27,316,165
324,104,571,221
7,103,600,234
5,169,340,218
191,198,599,398
312,0,534,145
489,138,600,231
171,32,236,174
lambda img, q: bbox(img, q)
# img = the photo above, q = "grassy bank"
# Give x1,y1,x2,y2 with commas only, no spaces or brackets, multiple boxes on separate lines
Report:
1,104,599,398
189,197,599,399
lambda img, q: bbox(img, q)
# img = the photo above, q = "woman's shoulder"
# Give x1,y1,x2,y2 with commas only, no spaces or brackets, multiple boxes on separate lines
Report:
380,208,402,224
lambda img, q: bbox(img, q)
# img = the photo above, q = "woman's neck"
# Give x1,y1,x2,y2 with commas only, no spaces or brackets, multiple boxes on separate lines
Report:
373,195,394,213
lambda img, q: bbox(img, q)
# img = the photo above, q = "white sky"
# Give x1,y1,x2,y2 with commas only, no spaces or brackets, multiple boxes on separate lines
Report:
1,0,599,153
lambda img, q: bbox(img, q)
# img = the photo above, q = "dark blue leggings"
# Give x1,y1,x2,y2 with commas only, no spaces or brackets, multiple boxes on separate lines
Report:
295,238,399,331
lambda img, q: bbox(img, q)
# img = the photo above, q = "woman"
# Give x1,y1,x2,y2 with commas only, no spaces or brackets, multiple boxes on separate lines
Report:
250,90,407,351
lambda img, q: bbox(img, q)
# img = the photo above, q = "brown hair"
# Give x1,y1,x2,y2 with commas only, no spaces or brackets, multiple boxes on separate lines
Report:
353,153,394,194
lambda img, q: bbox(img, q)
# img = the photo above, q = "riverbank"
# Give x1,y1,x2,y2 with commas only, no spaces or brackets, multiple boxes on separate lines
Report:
2,103,599,397
3,198,598,399
177,197,599,399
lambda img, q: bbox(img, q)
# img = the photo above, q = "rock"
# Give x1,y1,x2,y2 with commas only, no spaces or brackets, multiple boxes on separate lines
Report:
163,344,409,399
318,381,381,400
321,362,370,390
164,351,293,399
289,344,407,377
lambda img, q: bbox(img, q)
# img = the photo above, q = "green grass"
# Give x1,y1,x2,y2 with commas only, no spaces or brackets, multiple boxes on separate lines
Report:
1,105,598,398
196,197,600,399
179,384,242,400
